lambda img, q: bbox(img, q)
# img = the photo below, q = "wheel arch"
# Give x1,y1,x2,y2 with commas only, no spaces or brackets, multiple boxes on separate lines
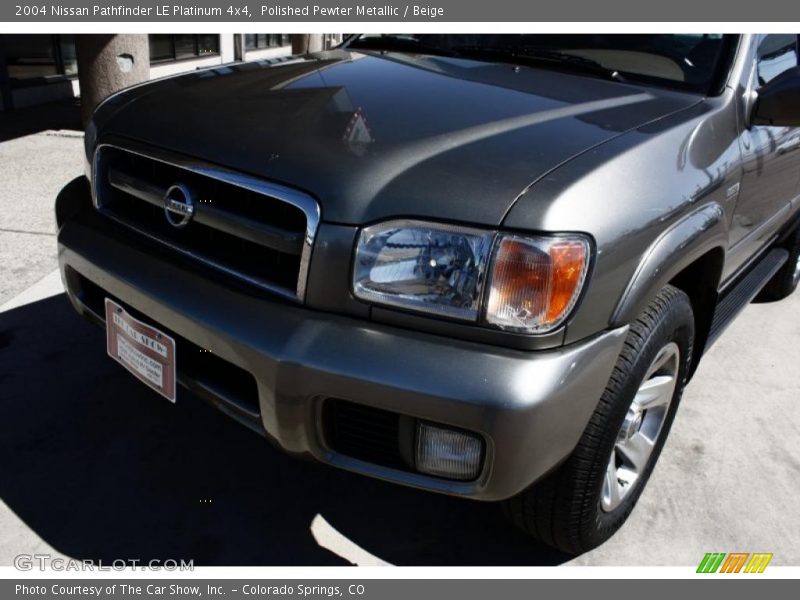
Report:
610,203,728,378
667,247,725,378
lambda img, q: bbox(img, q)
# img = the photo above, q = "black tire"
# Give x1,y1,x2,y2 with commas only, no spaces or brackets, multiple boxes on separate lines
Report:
757,227,800,302
503,285,694,555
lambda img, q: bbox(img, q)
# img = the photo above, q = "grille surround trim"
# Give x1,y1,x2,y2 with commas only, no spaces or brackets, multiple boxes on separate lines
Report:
91,140,321,302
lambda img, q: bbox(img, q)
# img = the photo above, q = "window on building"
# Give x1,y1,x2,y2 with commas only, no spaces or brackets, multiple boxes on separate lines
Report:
59,35,78,76
3,34,77,80
244,35,291,51
148,34,220,63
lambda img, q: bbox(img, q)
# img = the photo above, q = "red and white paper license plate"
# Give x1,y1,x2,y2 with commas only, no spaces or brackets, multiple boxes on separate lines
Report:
105,298,176,402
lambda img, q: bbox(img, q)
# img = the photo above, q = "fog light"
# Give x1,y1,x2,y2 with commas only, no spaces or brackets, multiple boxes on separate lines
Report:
415,422,484,480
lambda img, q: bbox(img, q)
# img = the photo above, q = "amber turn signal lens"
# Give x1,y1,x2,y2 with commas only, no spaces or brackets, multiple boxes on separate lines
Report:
485,235,589,333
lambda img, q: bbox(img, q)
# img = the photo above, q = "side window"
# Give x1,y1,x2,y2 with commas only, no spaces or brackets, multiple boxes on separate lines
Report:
756,34,799,88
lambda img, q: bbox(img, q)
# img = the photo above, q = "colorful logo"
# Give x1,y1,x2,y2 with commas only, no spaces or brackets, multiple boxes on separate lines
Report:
697,552,773,573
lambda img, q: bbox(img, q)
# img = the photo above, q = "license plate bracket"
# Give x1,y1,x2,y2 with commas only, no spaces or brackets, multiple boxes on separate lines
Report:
105,298,177,402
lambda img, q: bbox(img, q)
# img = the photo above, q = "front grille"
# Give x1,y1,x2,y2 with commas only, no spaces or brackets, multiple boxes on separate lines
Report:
323,399,413,471
93,143,319,301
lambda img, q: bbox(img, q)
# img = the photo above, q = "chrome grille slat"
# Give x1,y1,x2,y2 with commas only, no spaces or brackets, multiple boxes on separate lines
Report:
107,166,306,255
193,202,305,255
107,168,164,208
92,142,321,301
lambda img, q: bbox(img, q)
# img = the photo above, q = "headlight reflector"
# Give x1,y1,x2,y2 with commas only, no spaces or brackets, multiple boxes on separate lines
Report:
485,235,589,333
353,220,590,333
353,220,494,320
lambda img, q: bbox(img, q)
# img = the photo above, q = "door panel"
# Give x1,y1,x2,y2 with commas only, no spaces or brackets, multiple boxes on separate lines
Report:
725,34,800,281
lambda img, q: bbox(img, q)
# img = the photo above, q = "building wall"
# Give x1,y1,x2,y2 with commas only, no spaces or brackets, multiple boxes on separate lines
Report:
243,46,296,62
149,54,230,79
0,34,297,111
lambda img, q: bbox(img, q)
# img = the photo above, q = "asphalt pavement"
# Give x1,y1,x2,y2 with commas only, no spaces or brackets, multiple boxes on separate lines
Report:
0,111,798,567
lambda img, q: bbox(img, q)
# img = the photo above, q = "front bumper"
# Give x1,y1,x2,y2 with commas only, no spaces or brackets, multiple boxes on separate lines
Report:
58,198,626,502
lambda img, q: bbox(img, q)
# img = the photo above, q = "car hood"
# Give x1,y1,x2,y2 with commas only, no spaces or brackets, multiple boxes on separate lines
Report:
98,49,700,226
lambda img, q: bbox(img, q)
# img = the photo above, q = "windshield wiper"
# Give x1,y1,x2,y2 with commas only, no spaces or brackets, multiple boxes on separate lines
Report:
451,45,628,82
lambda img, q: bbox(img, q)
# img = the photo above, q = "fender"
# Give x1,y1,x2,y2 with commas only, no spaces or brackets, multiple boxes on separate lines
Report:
55,176,92,232
610,202,728,327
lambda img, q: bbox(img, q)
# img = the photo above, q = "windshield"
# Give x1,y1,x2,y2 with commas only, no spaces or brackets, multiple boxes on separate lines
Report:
347,34,737,94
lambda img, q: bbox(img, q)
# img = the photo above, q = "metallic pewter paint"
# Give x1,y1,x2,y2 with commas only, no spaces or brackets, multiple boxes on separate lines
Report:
89,49,700,227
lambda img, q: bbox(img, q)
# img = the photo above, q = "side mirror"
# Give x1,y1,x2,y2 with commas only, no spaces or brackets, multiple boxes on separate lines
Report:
752,66,800,127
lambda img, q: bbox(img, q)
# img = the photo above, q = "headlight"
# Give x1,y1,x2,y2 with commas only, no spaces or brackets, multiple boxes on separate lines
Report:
353,220,590,333
353,220,494,320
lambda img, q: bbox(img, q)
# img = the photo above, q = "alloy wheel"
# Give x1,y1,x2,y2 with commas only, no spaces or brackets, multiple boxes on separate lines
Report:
601,342,680,512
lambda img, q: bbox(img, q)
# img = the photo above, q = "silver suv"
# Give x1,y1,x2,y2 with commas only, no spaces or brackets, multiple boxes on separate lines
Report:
56,34,800,553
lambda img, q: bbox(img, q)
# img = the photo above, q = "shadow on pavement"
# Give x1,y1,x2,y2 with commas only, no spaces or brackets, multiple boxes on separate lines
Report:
0,99,82,143
0,294,569,566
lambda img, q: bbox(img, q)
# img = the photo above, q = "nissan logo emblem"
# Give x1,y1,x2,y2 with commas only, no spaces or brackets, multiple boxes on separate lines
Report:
164,184,195,228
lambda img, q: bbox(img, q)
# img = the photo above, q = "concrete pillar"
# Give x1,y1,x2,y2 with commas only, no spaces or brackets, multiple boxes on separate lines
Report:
291,34,325,55
220,33,236,64
233,34,245,62
76,34,149,126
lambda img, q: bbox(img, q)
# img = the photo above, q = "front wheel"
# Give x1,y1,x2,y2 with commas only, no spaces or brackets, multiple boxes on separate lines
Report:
503,285,694,554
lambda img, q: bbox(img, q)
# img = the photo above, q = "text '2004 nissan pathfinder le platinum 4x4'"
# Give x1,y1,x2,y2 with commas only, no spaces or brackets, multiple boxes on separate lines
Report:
56,34,800,554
